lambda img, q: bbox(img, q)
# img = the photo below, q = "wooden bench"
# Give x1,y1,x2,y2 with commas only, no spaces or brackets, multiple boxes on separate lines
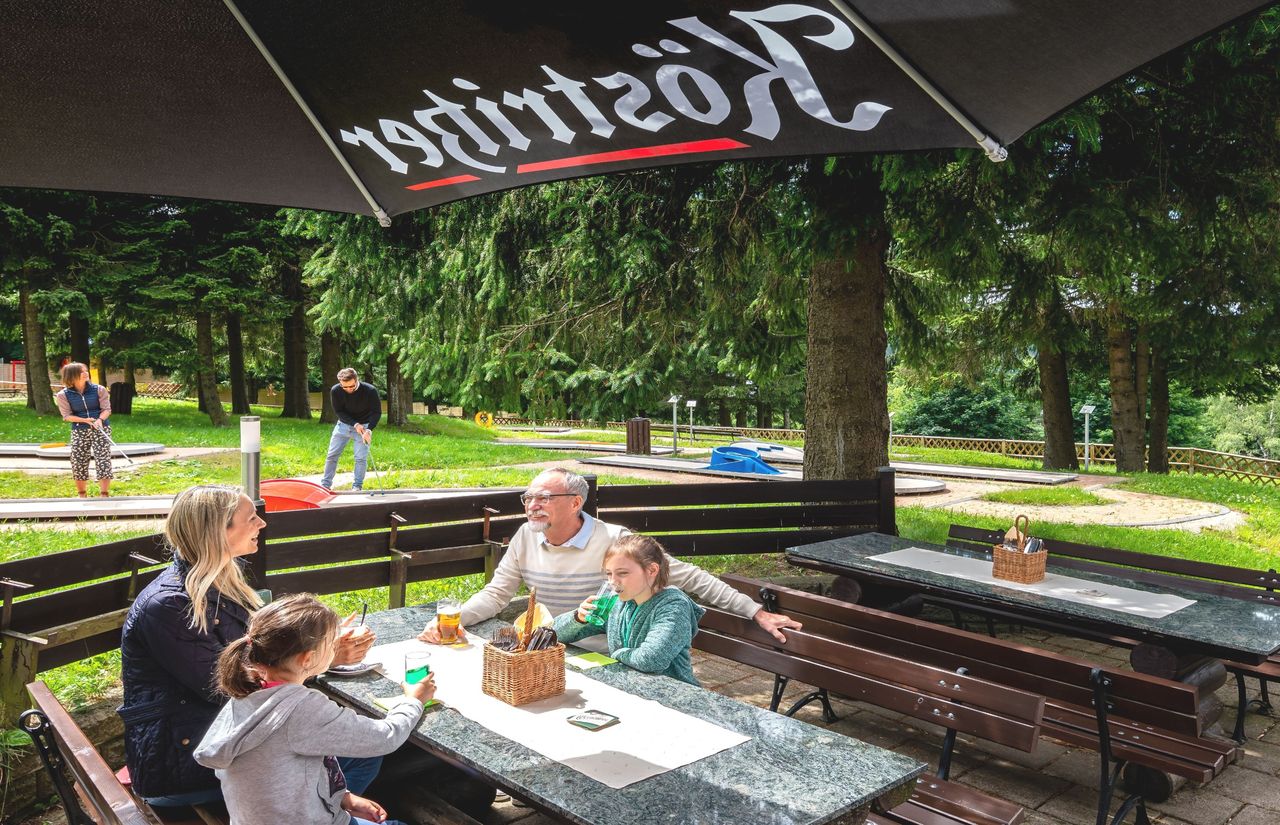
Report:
713,576,1238,825
695,606,1044,825
21,681,480,825
946,523,1280,741
21,681,223,825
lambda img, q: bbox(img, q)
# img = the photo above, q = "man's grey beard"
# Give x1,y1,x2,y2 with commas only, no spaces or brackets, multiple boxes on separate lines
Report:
528,519,548,533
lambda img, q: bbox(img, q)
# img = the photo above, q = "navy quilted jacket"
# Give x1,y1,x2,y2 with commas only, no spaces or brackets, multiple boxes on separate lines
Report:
118,558,251,797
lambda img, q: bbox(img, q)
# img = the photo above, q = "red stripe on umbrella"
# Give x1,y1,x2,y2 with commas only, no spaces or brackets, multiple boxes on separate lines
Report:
516,138,749,174
405,174,481,191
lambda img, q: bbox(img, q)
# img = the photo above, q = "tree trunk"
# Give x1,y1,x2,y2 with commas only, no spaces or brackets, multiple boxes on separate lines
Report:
197,374,208,412
195,311,227,426
227,312,250,415
783,409,793,429
758,404,773,429
426,398,439,415
69,313,91,366
279,262,311,419
247,376,260,404
96,354,109,387
1038,341,1079,470
124,360,136,389
735,406,748,428
320,330,342,424
386,353,408,427
401,371,415,418
1107,318,1145,473
803,244,890,479
1147,349,1170,474
718,400,730,426
20,277,57,414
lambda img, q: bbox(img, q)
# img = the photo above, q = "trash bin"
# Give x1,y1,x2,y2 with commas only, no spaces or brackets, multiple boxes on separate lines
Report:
625,417,651,455
109,381,136,415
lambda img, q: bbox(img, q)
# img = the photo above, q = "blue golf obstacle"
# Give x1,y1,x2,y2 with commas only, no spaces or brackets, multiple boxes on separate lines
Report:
707,445,782,475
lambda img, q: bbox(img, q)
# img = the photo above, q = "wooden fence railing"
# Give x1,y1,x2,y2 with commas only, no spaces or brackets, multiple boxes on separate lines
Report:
0,471,896,724
890,435,1280,485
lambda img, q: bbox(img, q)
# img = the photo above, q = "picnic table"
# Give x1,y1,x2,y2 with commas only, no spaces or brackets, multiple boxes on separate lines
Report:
785,533,1280,669
316,604,926,825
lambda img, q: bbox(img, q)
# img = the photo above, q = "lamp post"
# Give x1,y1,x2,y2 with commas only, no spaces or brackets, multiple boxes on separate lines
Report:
686,399,697,442
668,395,680,455
1079,405,1096,471
240,416,261,502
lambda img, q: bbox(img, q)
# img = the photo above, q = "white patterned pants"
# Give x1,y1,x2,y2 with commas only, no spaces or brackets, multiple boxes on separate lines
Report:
69,425,114,481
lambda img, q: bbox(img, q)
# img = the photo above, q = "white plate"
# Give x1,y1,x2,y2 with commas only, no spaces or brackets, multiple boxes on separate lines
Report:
325,662,377,677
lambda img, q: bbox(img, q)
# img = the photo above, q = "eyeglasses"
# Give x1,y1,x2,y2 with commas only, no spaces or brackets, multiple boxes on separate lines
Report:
520,493,577,506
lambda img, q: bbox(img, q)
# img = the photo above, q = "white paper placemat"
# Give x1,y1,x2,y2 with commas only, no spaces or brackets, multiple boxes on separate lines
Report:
870,547,1196,619
363,638,750,788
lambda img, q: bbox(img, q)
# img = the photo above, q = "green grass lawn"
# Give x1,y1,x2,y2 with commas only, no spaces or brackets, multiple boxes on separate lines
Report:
0,399,600,499
980,487,1110,507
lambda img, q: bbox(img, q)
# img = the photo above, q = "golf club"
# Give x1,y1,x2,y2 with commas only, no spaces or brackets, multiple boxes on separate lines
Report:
95,422,137,467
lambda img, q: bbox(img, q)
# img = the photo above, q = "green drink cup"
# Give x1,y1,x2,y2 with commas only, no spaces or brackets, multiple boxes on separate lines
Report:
587,582,619,627
405,650,431,684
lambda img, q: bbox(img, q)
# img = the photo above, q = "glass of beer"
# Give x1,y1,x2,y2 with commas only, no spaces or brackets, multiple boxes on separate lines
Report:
405,650,431,684
587,582,619,627
436,598,462,643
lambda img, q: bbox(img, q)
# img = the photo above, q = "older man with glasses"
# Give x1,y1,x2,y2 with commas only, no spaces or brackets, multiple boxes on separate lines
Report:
419,467,800,645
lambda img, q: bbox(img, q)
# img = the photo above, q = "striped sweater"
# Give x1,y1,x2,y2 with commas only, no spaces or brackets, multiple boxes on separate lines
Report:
459,517,759,625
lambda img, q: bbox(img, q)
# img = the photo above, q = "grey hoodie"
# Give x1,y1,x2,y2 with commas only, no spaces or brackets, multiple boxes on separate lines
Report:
194,684,422,825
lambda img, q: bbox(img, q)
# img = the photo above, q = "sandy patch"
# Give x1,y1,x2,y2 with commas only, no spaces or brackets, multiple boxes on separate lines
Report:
942,483,1241,531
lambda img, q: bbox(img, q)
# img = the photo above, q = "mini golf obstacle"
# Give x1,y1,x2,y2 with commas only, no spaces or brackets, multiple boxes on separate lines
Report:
708,445,782,475
0,442,165,459
577,454,946,494
730,440,1077,485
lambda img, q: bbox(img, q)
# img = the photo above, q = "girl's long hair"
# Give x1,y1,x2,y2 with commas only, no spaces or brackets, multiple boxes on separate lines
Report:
217,594,339,698
605,534,671,591
165,484,263,633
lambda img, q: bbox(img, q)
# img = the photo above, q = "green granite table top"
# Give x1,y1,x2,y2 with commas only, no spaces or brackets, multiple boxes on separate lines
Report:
317,604,926,825
787,532,1280,661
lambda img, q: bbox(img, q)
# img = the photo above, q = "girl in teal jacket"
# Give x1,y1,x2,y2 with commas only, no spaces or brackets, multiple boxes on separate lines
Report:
554,535,705,685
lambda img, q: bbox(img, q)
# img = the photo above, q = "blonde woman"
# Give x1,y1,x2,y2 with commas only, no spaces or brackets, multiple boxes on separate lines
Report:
118,485,377,808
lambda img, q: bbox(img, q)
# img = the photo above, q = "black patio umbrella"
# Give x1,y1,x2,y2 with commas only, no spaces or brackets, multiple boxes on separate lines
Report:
2,1,1272,223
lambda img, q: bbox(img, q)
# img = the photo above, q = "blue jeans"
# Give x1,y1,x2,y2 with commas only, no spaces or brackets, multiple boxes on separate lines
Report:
337,755,382,796
142,786,223,808
322,422,370,490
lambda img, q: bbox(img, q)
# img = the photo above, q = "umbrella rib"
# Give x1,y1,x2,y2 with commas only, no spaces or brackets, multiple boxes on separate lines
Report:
222,0,394,225
827,0,1008,162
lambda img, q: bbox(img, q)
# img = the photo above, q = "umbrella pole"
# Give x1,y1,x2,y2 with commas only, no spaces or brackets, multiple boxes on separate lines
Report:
827,0,1008,162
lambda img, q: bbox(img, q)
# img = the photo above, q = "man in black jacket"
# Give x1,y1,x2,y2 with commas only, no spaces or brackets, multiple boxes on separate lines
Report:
321,367,381,490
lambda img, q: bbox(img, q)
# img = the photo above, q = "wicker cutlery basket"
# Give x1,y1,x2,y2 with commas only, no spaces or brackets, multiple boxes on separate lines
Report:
991,543,1046,584
481,587,566,706
992,514,1045,584
481,642,566,706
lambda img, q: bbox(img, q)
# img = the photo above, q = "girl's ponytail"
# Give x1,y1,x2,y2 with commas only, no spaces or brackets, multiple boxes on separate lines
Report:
216,636,260,699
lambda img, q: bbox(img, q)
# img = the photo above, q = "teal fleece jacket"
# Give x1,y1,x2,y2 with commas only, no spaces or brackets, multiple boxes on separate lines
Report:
554,586,706,685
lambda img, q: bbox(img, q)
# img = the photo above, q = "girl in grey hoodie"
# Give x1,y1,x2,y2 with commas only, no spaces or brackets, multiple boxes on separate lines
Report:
194,594,432,825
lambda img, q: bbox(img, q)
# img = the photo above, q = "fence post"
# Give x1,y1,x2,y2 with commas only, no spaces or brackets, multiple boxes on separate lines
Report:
1,577,40,727
876,467,897,535
387,513,409,609
481,507,502,583
1189,449,1197,476
583,475,598,518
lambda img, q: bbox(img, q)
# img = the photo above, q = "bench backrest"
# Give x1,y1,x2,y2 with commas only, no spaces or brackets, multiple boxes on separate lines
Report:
947,524,1280,605
25,681,158,825
718,575,1203,736
696,607,1044,752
